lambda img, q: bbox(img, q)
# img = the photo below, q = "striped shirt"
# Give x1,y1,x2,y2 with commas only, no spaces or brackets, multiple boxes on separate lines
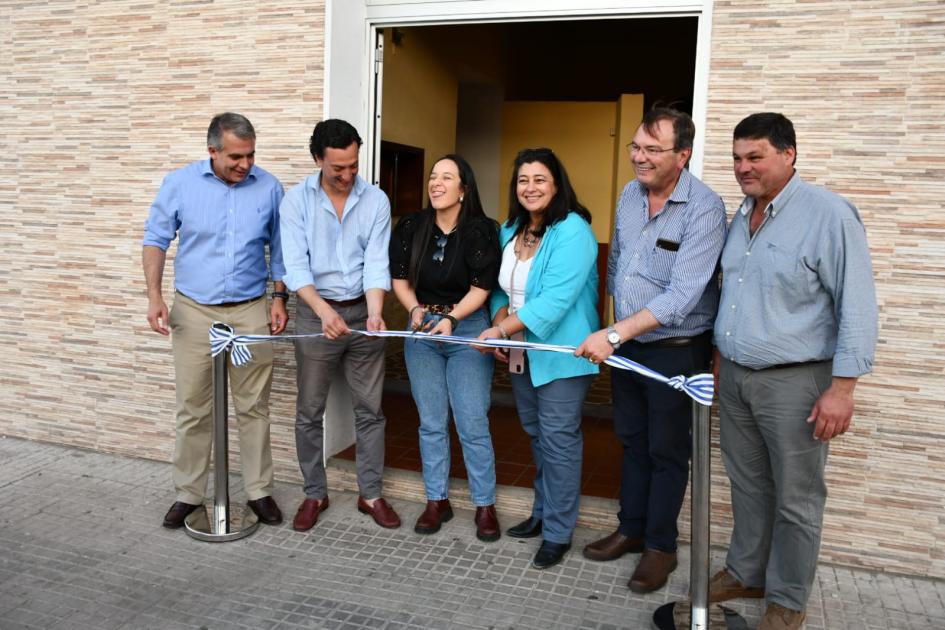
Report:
607,168,728,343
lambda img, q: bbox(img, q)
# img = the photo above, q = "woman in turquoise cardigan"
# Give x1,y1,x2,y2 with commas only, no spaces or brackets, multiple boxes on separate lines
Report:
477,147,599,569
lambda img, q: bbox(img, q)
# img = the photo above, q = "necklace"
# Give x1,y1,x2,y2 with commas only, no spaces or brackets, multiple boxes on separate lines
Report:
522,229,540,248
514,229,541,258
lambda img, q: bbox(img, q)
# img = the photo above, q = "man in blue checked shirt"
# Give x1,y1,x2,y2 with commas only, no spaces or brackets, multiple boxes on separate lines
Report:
143,112,288,530
279,119,401,532
576,107,727,593
708,113,878,630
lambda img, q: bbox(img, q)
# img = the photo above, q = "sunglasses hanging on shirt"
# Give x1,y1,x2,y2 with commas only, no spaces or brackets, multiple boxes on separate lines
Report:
432,234,449,264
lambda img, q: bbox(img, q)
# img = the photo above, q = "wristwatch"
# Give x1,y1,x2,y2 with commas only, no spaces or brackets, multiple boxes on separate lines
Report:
606,325,622,350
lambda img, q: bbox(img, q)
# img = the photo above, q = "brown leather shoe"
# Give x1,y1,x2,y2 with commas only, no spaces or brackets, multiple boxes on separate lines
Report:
414,499,453,534
582,530,644,561
358,496,401,529
474,505,500,542
628,548,678,593
707,568,765,603
162,501,200,529
293,497,330,532
247,496,283,526
757,603,806,630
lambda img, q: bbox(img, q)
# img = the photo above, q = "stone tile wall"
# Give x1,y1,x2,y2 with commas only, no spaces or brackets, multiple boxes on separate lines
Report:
0,0,942,578
697,0,945,579
0,0,327,492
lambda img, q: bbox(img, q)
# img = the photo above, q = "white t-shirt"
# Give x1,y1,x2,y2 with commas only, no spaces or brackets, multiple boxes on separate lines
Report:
498,238,533,313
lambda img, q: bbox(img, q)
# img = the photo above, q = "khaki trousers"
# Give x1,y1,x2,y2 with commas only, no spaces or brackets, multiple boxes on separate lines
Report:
169,292,275,504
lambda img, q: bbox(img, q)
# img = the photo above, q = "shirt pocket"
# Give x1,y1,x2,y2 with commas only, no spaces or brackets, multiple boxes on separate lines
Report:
760,242,810,294
642,246,676,286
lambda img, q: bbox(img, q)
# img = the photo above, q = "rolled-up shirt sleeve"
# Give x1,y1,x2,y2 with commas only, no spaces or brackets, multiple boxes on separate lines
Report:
278,188,316,292
362,195,392,292
267,184,286,281
142,175,180,251
644,199,727,327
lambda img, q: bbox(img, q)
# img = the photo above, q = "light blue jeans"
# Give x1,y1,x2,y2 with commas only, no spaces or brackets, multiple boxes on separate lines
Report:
510,357,594,545
403,309,497,505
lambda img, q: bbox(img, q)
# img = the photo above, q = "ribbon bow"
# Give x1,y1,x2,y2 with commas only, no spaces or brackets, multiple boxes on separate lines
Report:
209,323,258,367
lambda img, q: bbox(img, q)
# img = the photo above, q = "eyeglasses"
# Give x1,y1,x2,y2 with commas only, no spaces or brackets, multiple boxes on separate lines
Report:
627,143,677,157
432,235,448,264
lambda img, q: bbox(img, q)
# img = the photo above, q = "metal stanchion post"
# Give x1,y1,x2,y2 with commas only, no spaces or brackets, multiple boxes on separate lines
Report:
184,323,259,542
652,400,747,630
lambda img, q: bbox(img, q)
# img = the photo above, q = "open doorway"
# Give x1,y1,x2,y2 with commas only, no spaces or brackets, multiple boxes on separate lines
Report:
336,16,699,500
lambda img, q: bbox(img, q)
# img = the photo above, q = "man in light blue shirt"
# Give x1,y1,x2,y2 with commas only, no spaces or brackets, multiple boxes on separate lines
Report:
577,107,727,593
709,113,878,630
280,119,401,532
143,112,288,530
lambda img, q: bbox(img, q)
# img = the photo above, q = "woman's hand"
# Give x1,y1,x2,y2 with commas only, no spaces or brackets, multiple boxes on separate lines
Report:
428,317,453,336
475,326,509,362
409,306,427,332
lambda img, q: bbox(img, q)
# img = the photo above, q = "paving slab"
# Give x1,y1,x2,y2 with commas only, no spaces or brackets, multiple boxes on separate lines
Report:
0,436,942,630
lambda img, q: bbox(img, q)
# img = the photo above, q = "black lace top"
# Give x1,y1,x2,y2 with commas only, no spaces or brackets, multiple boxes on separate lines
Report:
389,211,501,305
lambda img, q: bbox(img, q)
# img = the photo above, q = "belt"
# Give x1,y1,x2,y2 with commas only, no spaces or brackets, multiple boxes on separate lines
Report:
179,291,264,307
323,295,366,308
424,304,454,315
629,330,711,349
756,360,831,371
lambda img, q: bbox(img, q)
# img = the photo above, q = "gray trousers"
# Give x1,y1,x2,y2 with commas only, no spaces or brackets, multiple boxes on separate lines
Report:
294,299,387,500
718,357,832,611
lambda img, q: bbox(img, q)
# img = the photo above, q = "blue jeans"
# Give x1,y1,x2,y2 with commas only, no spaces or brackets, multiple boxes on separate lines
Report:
510,357,594,544
403,309,497,505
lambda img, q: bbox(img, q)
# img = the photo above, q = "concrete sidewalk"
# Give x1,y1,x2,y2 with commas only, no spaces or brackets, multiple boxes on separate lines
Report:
1,437,942,630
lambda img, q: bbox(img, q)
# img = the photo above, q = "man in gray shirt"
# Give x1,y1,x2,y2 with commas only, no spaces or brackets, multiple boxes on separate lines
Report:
711,113,878,630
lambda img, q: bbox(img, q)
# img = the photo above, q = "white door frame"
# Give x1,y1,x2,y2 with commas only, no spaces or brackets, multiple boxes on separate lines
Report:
325,0,715,182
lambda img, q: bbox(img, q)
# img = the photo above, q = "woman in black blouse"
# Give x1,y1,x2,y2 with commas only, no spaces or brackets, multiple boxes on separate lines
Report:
390,154,502,542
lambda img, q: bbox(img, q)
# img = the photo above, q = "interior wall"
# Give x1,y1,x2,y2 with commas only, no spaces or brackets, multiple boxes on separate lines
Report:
613,94,646,212
500,101,617,243
379,27,458,204
455,83,504,220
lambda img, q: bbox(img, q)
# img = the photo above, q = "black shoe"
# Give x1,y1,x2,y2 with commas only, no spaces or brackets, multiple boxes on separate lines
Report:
532,541,571,569
162,501,200,529
247,496,283,526
507,516,542,538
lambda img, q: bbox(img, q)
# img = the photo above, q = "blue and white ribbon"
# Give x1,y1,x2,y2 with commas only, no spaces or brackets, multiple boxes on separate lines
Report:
209,324,714,406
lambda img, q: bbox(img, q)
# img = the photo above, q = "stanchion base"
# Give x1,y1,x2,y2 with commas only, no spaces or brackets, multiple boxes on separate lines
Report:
184,504,259,542
652,602,748,630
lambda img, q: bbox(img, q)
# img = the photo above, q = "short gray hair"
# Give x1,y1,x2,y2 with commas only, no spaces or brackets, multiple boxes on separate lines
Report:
207,112,256,150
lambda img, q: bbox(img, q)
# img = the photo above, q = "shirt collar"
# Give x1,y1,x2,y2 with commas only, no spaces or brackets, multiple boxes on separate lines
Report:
201,159,258,185
667,168,693,204
638,168,692,210
738,171,802,218
309,171,365,204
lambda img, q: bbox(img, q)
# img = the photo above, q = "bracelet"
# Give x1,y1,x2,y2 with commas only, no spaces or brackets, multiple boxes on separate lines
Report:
444,314,458,330
409,304,423,319
271,291,289,301
496,322,510,339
